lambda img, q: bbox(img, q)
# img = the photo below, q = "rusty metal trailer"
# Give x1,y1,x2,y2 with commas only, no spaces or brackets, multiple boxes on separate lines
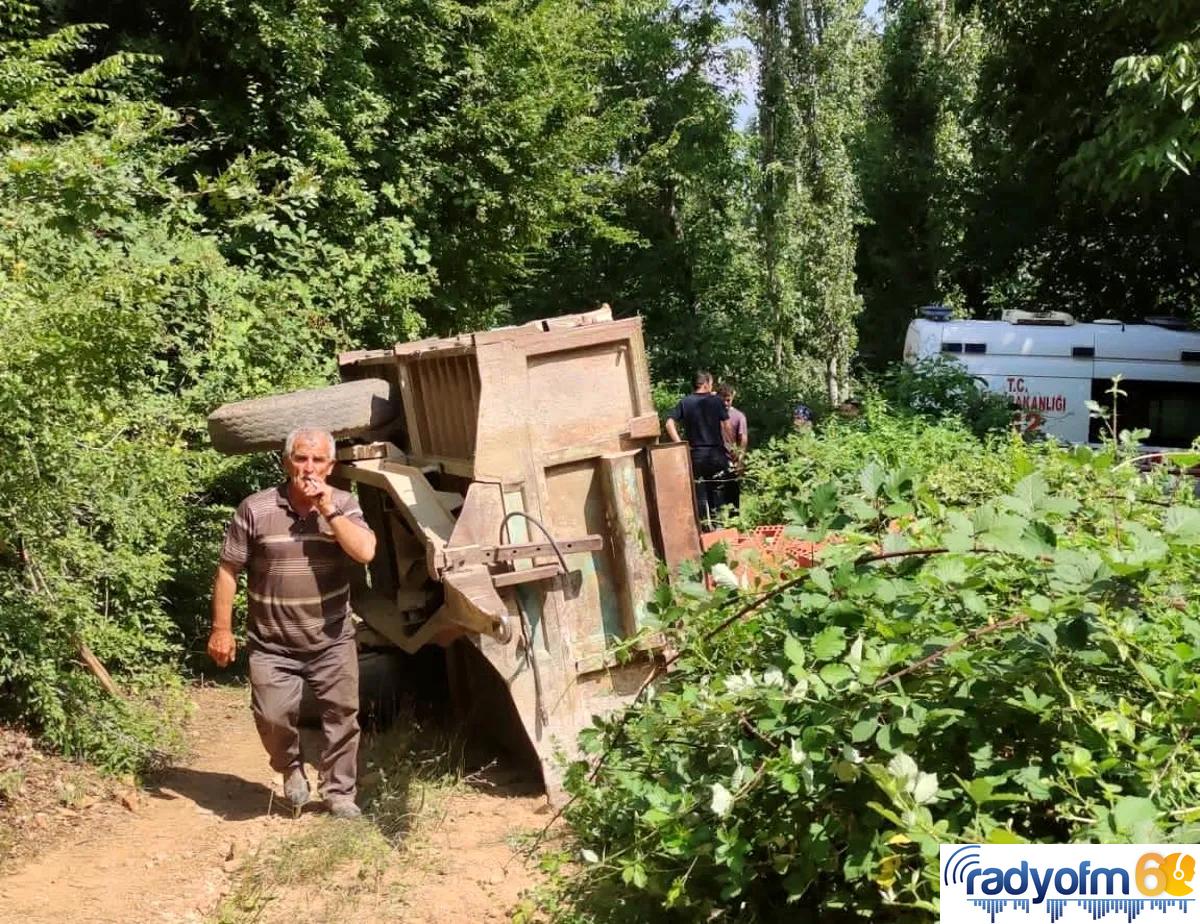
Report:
209,308,702,788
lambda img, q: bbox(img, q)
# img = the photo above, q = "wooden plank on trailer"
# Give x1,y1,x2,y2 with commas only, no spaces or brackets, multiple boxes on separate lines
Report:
338,347,394,366
538,437,628,469
627,323,654,416
520,318,644,358
625,414,660,440
337,441,405,462
401,453,476,479
396,365,425,459
492,564,562,588
539,305,613,329
646,443,702,571
600,451,659,636
427,359,454,457
392,335,475,358
447,356,474,458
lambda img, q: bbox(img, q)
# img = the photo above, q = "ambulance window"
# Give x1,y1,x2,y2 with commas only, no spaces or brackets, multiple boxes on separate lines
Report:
941,343,963,354
1089,379,1200,447
964,343,987,354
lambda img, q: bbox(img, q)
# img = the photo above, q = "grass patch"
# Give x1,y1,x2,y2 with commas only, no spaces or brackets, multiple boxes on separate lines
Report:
53,772,90,808
359,715,465,841
0,770,24,804
212,817,393,924
210,714,465,924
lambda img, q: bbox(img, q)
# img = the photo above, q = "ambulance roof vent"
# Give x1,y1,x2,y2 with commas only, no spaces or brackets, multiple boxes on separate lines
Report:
918,304,953,322
1144,315,1192,331
1002,309,1075,326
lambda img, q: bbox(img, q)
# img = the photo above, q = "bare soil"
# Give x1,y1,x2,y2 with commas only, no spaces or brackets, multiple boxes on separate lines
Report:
0,685,549,923
0,726,130,874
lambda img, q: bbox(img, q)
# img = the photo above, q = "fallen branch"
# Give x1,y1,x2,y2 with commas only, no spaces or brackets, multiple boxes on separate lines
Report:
77,641,121,698
874,613,1031,687
1115,450,1200,471
20,538,122,699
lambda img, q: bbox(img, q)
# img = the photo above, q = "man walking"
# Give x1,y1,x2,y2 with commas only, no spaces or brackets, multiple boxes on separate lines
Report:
717,383,748,514
665,371,733,529
208,428,376,818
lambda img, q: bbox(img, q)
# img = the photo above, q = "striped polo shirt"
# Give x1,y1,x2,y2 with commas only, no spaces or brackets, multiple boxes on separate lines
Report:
219,484,373,655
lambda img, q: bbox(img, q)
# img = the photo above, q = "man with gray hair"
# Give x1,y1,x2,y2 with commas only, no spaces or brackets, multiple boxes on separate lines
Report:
208,428,376,818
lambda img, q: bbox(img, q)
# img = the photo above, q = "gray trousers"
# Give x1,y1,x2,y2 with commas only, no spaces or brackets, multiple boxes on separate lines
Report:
248,637,360,800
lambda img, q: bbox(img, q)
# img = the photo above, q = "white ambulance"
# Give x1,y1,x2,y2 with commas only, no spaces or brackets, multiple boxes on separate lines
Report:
903,307,1200,447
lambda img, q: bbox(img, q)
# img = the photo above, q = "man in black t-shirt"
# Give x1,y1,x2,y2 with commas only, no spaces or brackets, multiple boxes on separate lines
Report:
665,371,733,529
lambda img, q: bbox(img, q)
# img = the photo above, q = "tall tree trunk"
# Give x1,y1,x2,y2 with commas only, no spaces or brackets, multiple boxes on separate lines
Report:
757,0,789,366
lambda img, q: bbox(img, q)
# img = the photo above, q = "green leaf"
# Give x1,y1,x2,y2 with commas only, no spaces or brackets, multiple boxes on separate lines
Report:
809,568,834,593
887,752,918,784
784,634,806,670
911,772,939,804
1112,796,1158,838
622,861,648,888
860,462,886,498
944,511,974,553
1008,473,1050,515
985,828,1028,844
980,513,1028,553
1165,507,1200,544
710,783,734,817
851,718,878,742
960,775,995,804
896,716,919,735
819,662,854,685
866,801,904,827
811,626,847,660
810,482,840,519
847,635,864,671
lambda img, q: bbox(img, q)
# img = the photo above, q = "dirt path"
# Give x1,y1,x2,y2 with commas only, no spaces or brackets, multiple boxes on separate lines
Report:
0,686,548,924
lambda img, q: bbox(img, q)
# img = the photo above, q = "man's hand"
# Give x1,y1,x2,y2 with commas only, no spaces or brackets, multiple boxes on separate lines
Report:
300,475,337,517
208,628,236,668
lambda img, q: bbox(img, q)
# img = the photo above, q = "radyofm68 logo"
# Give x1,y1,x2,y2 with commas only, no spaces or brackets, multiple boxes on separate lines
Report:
939,844,1197,922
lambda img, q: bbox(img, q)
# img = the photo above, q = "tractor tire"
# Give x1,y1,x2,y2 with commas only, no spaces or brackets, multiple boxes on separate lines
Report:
207,379,401,455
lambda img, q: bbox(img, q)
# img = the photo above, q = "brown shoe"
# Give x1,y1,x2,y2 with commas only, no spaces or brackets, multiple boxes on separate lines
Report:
328,799,361,820
283,765,309,807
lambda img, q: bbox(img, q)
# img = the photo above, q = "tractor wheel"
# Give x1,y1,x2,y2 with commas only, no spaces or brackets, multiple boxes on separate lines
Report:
207,379,400,454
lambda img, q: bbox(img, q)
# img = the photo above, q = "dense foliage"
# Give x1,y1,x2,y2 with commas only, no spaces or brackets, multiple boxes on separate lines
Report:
877,356,1015,438
738,398,1015,526
547,423,1200,921
0,11,339,767
1,0,1196,774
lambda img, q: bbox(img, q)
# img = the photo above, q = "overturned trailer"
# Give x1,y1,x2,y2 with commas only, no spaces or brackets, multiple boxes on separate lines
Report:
208,308,702,788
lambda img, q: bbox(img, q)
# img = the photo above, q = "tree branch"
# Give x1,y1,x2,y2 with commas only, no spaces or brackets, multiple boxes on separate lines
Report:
874,613,1031,688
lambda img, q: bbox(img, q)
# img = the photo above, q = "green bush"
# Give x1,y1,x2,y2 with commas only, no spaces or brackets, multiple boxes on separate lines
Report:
739,401,1017,526
879,357,1015,438
0,16,388,770
549,434,1200,922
